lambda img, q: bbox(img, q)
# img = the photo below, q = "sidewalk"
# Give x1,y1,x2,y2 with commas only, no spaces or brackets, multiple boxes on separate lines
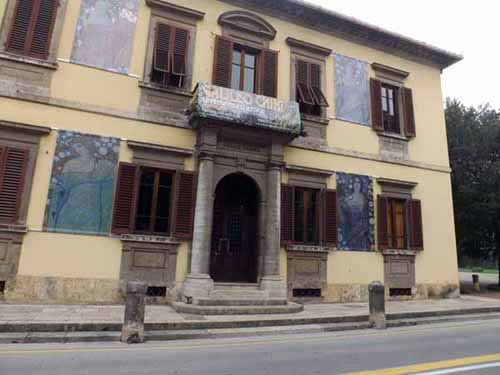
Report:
2,295,500,343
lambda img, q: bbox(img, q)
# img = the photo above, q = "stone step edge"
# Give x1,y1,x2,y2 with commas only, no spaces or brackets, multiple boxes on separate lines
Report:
171,302,304,315
2,305,500,333
2,313,500,344
194,298,288,306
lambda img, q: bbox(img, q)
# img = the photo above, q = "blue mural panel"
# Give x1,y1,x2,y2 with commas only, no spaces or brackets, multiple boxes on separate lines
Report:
335,53,370,126
45,131,120,235
71,0,139,74
337,173,375,251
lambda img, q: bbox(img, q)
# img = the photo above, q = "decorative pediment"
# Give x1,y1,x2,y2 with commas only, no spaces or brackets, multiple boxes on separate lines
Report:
218,11,277,40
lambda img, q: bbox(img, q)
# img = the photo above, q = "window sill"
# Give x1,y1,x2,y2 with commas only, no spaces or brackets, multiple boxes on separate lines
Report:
120,234,180,245
382,249,419,256
300,113,329,125
0,224,28,234
379,132,409,142
138,81,192,98
287,244,332,253
0,51,58,70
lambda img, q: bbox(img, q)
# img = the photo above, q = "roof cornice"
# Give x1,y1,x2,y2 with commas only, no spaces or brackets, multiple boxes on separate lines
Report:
220,0,463,70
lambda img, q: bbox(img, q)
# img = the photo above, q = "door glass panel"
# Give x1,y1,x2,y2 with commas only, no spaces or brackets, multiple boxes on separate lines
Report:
154,172,173,233
135,171,155,231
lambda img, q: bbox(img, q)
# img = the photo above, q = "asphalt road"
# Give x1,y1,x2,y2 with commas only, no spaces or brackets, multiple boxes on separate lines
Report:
2,319,500,375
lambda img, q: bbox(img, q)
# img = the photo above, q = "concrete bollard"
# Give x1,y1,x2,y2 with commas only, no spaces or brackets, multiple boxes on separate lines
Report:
121,282,147,344
369,281,386,329
472,274,480,292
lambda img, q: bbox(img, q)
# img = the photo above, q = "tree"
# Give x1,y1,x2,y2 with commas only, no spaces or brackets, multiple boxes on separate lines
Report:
446,99,500,285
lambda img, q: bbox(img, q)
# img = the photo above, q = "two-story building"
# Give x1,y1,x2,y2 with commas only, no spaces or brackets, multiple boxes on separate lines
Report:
0,0,462,309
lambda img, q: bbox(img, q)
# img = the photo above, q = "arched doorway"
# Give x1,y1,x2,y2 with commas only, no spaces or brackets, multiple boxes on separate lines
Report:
210,173,259,283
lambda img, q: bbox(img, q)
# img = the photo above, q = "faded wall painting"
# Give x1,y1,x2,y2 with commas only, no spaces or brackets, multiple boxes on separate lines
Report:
335,54,370,126
71,0,139,74
45,131,120,235
337,173,375,251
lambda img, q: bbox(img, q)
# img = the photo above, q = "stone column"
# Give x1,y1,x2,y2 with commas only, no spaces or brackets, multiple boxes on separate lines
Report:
183,155,215,301
121,282,147,344
260,163,286,299
369,281,386,329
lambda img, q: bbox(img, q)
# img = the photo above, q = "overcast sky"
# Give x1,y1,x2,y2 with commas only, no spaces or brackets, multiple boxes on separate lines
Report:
303,0,499,109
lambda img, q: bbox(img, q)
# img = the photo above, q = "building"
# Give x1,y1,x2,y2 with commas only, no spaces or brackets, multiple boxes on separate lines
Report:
0,0,462,307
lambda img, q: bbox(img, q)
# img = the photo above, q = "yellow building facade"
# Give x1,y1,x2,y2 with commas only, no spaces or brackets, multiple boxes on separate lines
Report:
0,0,462,306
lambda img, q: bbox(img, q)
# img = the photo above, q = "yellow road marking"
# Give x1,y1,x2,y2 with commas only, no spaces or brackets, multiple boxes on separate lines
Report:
343,353,500,375
0,319,498,356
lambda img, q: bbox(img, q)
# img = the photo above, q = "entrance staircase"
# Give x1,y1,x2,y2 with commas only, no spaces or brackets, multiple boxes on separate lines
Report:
172,283,303,315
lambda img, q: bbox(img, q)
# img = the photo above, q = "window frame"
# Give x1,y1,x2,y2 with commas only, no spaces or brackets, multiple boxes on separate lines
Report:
133,166,175,236
293,187,321,245
386,197,408,250
0,0,67,66
230,44,259,94
381,82,401,135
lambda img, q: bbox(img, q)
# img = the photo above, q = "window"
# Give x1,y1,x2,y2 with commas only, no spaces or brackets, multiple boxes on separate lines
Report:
296,60,328,116
381,84,400,134
0,146,29,224
6,0,59,60
135,168,173,235
151,24,189,89
231,47,257,93
386,198,406,249
112,163,196,239
294,188,319,244
213,36,278,98
281,185,337,246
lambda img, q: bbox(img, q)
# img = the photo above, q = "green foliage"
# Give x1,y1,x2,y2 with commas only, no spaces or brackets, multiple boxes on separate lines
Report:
446,99,500,274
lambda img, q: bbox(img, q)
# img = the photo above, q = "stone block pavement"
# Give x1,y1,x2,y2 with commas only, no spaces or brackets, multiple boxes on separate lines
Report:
1,295,500,325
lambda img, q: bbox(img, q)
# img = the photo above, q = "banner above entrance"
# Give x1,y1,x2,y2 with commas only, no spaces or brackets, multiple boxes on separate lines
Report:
190,83,302,135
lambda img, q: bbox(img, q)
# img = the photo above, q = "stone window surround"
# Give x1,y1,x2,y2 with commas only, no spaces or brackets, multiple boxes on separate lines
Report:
219,10,277,49
285,164,333,251
377,177,417,252
141,0,204,95
0,0,68,69
287,37,332,122
372,62,411,140
0,120,51,229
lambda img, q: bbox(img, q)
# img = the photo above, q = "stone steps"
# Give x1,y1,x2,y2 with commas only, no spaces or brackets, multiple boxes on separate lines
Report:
171,302,304,315
197,298,287,306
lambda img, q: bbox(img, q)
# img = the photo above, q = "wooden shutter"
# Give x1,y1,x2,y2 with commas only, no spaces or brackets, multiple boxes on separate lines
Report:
323,189,337,246
213,35,233,88
0,147,29,224
172,171,196,239
370,79,384,132
403,87,416,137
377,196,389,250
172,27,189,76
111,163,139,235
296,60,314,104
7,0,58,59
280,184,294,244
153,23,171,73
409,199,423,250
260,49,278,98
310,63,329,107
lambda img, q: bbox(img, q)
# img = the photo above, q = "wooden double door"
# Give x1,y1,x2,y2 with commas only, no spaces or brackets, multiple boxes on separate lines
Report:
210,174,258,283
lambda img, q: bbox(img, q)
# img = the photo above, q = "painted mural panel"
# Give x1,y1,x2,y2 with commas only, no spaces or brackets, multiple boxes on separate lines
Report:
71,0,139,74
45,131,120,235
335,54,370,126
337,173,375,251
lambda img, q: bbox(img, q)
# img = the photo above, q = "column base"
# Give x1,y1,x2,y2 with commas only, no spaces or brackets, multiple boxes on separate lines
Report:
182,273,214,303
260,275,287,300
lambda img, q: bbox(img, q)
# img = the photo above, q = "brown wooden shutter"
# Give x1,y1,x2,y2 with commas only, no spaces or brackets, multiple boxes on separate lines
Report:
172,171,196,239
153,23,171,73
409,199,423,250
296,60,314,104
370,79,384,132
111,163,139,235
280,184,294,244
213,35,233,88
172,27,189,76
323,189,337,246
7,0,58,59
377,196,389,250
0,147,29,224
260,49,278,98
310,63,329,107
403,87,416,137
